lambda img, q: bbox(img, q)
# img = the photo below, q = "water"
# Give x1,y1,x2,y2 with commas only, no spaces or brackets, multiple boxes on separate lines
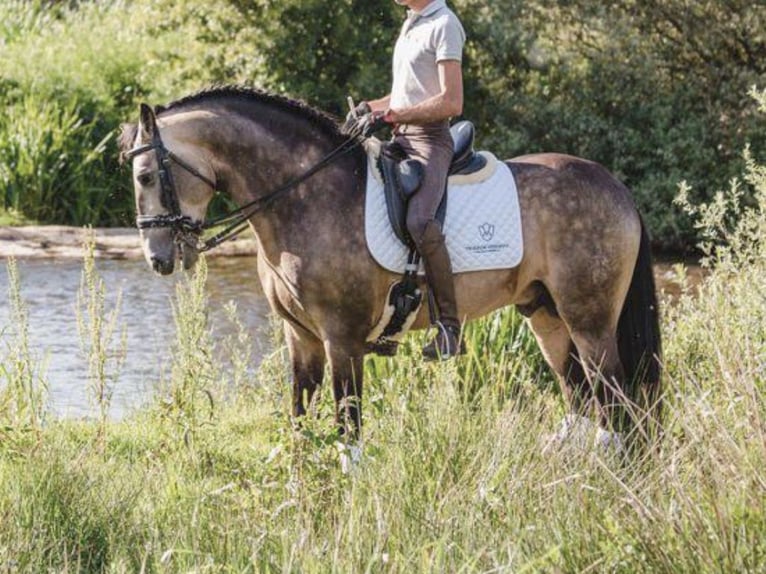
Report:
0,257,272,419
0,256,700,419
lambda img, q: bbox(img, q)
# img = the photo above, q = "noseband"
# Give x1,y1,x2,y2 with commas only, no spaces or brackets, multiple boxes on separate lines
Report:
125,120,361,252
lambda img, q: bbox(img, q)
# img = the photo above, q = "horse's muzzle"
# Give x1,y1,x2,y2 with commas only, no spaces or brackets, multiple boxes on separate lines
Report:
151,255,175,275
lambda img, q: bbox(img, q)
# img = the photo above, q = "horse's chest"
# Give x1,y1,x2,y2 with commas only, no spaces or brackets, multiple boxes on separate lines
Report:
258,254,314,327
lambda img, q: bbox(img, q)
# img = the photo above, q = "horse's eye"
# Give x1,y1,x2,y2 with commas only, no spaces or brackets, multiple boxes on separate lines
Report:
136,172,154,186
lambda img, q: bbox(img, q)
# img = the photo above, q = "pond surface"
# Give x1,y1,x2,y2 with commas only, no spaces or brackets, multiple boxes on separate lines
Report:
0,257,699,419
0,257,271,419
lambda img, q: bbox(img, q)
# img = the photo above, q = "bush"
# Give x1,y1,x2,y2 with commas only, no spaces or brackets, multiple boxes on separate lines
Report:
0,0,764,249
0,0,255,226
0,94,112,224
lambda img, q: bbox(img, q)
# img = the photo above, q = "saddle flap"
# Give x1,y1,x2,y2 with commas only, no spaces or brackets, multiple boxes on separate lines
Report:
378,147,445,250
379,150,416,249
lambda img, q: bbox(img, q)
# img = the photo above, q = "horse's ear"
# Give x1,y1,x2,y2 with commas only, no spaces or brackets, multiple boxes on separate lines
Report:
138,103,157,140
117,123,138,165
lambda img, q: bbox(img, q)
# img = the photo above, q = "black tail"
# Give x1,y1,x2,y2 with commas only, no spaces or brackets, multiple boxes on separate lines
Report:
617,216,663,428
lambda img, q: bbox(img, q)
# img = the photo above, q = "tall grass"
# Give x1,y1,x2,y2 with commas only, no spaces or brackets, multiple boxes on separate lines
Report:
0,95,112,225
76,231,127,441
0,258,47,434
0,0,253,226
0,240,764,573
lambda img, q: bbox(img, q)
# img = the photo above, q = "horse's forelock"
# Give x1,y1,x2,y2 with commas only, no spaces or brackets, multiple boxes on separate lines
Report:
117,123,139,164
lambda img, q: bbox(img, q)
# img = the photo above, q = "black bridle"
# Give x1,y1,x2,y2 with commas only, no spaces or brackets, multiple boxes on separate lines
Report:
124,123,361,252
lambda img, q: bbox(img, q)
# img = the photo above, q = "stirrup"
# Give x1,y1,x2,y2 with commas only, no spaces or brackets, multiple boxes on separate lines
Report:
422,321,465,361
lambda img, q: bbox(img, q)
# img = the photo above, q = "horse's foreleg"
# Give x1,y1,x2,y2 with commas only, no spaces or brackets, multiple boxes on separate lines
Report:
284,322,325,418
325,343,365,438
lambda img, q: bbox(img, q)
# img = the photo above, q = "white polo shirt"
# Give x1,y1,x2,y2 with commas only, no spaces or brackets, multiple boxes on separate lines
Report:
390,0,465,110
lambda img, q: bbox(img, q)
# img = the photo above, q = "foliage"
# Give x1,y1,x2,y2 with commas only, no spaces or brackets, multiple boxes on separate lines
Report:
448,1,766,249
0,258,47,433
0,0,765,243
76,231,126,441
0,94,112,224
0,0,255,226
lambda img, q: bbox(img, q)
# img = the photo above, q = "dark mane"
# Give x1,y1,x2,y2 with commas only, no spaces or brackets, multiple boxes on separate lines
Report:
156,85,344,139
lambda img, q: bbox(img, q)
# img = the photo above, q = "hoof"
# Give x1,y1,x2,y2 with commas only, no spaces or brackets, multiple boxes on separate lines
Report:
543,414,625,455
336,441,363,475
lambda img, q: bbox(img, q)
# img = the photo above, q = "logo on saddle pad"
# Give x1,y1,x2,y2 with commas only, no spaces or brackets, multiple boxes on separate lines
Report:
478,222,495,242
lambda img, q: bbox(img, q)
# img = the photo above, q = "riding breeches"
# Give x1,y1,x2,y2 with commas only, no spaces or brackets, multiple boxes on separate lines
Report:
392,121,459,327
393,122,454,243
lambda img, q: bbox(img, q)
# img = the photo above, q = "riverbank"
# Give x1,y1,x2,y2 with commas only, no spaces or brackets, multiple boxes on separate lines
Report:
0,225,258,259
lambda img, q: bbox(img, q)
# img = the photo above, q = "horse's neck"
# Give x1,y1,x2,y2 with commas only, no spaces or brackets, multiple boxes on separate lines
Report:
212,110,365,259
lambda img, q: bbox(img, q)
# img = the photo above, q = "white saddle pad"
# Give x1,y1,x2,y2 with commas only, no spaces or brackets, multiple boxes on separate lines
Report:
364,150,524,274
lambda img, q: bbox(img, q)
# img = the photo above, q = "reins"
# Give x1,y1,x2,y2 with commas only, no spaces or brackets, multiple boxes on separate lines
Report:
125,125,362,252
196,135,360,251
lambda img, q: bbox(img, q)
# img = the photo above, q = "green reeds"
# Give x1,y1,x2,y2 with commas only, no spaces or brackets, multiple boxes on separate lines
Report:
165,257,220,440
76,230,126,441
0,94,112,225
0,257,47,433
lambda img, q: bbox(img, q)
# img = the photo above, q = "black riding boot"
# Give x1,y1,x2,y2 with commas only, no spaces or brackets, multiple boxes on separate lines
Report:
417,220,465,360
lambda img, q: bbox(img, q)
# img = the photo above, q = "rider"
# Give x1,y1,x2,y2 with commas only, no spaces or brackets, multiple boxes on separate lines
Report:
347,0,466,360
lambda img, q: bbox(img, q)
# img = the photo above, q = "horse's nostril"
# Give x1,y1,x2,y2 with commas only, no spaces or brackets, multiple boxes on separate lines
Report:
151,256,174,275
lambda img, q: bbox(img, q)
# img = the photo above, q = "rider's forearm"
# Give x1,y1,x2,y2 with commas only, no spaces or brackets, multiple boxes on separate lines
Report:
386,91,462,125
366,95,391,113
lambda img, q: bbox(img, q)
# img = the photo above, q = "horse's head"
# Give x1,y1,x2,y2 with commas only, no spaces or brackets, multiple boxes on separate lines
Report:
119,104,217,275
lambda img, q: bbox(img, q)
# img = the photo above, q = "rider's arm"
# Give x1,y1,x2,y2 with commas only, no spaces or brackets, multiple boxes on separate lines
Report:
385,60,463,125
366,95,391,113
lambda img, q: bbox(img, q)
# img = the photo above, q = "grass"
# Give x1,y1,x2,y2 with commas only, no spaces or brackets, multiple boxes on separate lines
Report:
0,250,764,572
0,208,36,226
76,231,126,443
0,0,253,227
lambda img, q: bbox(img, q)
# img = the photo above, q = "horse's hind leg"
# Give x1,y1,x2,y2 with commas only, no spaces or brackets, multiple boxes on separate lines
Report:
567,326,634,435
526,308,588,409
542,286,633,437
532,300,631,442
284,322,325,418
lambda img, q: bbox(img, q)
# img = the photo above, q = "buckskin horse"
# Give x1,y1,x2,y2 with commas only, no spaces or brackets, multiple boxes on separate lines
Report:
119,86,661,449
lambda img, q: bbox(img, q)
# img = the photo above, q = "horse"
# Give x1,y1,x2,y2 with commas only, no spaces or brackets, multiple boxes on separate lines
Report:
118,86,661,448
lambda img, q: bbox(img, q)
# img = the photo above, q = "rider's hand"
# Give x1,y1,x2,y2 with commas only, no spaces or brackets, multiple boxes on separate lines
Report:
341,101,371,133
345,101,371,123
343,110,390,138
